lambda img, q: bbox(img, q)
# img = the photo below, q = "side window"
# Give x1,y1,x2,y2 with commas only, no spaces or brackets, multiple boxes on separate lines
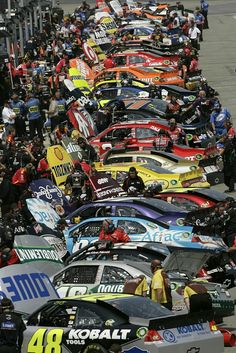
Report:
137,156,161,166
171,197,199,211
28,301,79,327
129,56,146,64
101,89,117,99
101,266,131,284
106,156,133,164
120,72,136,80
115,206,142,217
117,220,147,234
116,171,128,184
113,128,132,140
54,265,98,285
136,128,159,139
71,221,103,238
75,302,126,327
114,56,126,66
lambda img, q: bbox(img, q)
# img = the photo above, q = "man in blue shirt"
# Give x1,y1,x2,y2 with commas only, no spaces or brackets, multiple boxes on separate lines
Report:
195,8,205,41
25,93,43,141
10,94,26,139
210,102,231,137
200,0,209,29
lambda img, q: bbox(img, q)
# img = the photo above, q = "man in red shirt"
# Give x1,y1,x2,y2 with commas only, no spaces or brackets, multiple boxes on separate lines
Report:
0,247,20,268
37,154,51,178
99,219,130,243
168,118,188,145
103,54,116,69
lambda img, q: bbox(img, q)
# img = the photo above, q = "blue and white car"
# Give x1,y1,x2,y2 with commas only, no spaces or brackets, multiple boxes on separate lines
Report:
65,216,227,253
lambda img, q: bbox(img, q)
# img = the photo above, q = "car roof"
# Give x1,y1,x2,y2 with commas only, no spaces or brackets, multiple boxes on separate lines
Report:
62,293,133,302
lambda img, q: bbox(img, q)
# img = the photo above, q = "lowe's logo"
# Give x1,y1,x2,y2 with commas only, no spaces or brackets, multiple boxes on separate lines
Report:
177,324,204,334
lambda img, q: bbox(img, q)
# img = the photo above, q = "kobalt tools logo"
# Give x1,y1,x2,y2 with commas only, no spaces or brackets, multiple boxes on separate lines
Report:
67,329,131,344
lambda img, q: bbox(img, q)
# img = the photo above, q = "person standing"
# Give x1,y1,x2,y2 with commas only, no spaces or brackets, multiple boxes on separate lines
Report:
200,0,209,29
25,93,43,141
2,101,16,137
222,138,236,193
184,281,212,313
195,7,205,41
10,94,26,139
0,298,26,353
188,21,201,49
150,259,172,310
122,167,145,194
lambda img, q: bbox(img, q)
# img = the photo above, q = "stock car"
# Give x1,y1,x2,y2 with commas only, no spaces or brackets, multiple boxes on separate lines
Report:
93,78,150,90
111,50,179,69
103,98,214,147
66,197,188,226
96,86,150,107
64,216,227,254
101,147,223,186
116,25,155,40
95,162,210,189
90,120,217,157
22,293,224,353
94,67,184,86
51,246,234,319
156,188,232,211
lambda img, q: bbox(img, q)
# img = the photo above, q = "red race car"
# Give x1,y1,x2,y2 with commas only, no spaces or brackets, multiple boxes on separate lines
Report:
156,188,229,211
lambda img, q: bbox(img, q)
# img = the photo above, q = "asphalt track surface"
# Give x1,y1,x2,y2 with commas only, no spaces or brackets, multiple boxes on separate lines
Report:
60,0,236,350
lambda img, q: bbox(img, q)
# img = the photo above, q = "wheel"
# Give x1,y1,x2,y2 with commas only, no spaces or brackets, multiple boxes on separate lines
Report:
83,343,108,353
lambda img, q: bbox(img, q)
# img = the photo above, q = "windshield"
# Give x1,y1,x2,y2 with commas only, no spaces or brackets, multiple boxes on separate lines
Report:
143,163,174,174
144,100,168,114
136,198,186,213
107,296,172,318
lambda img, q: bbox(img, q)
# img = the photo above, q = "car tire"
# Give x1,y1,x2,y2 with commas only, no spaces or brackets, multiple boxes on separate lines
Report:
83,343,108,353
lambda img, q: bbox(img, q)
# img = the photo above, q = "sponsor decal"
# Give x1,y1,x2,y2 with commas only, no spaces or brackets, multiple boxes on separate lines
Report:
136,327,148,339
68,329,131,342
97,284,124,293
171,179,177,185
187,348,200,353
26,199,60,229
15,247,62,263
54,147,64,161
163,329,176,343
177,324,204,335
0,272,53,302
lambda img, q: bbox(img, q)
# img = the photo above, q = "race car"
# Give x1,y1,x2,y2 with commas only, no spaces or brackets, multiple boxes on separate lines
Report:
22,293,224,353
156,188,231,211
94,67,184,86
103,148,200,173
90,120,215,156
66,197,188,226
65,216,227,254
102,147,223,186
93,78,150,90
111,50,179,69
96,86,150,107
52,247,234,319
116,25,154,40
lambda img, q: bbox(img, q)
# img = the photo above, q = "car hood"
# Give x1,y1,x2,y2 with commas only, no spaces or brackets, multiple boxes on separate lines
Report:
163,247,213,278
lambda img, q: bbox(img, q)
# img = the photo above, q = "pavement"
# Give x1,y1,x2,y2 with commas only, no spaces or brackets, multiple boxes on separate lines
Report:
59,0,236,349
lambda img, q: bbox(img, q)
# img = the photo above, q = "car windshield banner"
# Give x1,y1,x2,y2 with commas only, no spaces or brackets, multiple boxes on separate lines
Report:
26,198,60,229
67,107,96,139
89,172,124,199
30,178,73,216
61,136,84,164
47,145,74,187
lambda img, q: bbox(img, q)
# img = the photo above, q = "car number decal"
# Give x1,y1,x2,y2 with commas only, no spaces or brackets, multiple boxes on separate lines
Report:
28,328,64,353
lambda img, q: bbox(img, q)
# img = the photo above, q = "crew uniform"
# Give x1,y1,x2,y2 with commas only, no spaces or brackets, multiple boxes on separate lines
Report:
0,298,26,353
10,97,26,138
25,96,43,141
184,281,212,313
151,268,168,307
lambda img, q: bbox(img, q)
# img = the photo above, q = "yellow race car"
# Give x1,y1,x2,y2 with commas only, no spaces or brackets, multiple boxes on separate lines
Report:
95,162,210,190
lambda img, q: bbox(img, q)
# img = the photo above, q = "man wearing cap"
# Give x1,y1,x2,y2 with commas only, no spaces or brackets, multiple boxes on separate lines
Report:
25,93,43,141
10,94,26,139
169,118,188,145
150,259,172,310
0,298,26,352
122,167,145,194
99,219,130,243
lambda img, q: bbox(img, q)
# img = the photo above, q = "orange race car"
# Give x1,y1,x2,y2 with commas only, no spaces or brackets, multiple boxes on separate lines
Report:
94,67,184,87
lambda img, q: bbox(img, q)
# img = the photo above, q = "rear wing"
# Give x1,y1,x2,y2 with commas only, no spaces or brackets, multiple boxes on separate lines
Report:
149,310,214,330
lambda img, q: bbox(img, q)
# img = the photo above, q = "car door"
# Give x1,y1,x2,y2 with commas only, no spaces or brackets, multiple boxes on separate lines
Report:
96,265,132,293
117,219,148,241
69,220,104,252
52,265,100,297
23,300,80,353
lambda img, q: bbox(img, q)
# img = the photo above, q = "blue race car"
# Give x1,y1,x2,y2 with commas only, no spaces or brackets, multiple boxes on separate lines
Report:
65,216,227,253
66,197,188,226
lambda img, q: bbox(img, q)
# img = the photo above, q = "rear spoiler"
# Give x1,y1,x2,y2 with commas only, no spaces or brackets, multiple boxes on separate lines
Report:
149,310,214,330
